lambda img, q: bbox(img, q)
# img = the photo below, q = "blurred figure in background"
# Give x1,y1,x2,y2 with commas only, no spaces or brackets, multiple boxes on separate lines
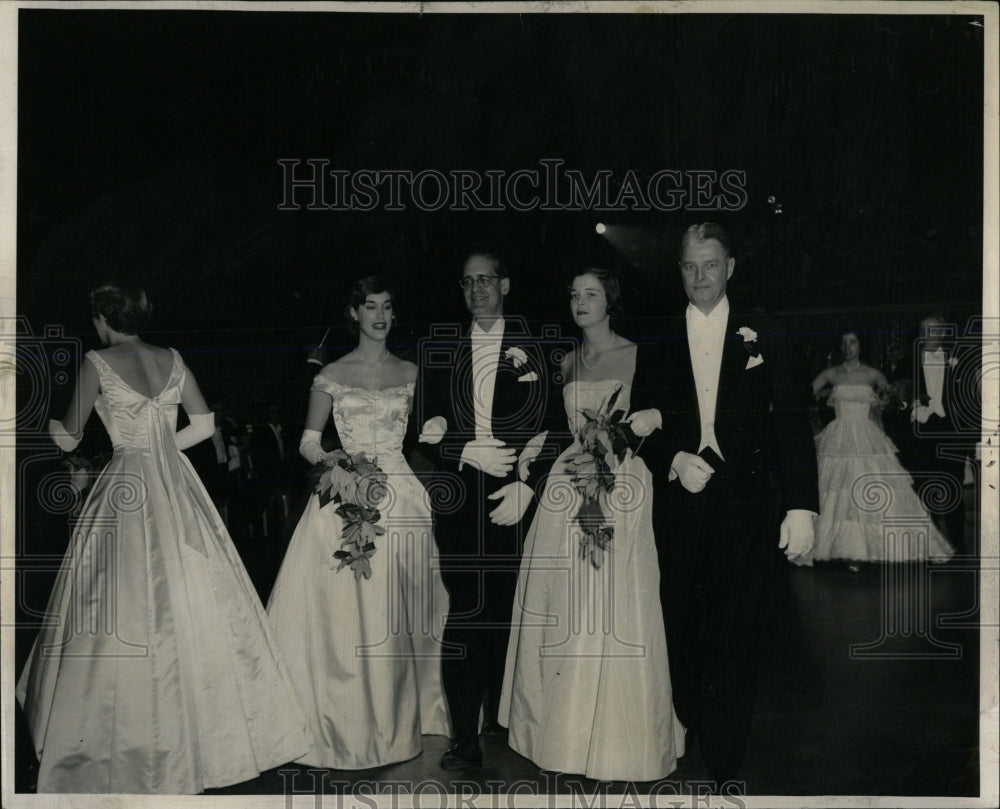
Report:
907,313,979,555
807,330,953,565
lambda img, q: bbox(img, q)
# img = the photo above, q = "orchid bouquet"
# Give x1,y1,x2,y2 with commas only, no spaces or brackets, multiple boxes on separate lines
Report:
563,385,631,570
314,450,388,581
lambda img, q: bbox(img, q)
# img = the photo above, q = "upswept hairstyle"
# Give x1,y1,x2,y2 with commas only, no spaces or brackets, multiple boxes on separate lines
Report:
89,282,152,334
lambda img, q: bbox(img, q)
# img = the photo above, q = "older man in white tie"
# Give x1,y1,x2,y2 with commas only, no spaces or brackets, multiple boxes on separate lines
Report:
655,223,818,785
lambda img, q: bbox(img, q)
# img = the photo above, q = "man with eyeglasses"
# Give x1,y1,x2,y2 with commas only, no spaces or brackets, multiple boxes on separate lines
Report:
653,222,818,785
418,251,562,771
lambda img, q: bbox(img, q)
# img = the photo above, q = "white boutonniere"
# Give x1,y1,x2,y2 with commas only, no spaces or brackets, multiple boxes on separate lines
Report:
948,356,958,368
737,326,761,364
505,346,529,368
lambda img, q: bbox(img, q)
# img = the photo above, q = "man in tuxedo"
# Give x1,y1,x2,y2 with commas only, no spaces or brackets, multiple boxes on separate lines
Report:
250,403,292,533
420,251,562,771
908,313,978,554
245,403,292,594
657,223,818,784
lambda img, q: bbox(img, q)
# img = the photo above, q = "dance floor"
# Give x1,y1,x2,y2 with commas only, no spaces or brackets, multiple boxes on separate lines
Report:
13,499,984,800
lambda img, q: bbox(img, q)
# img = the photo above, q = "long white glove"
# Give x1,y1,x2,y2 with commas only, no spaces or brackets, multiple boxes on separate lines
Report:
49,419,81,452
174,412,215,451
418,416,447,444
517,431,548,482
299,429,329,464
460,438,516,478
779,509,816,565
625,408,662,437
488,481,534,525
670,451,715,493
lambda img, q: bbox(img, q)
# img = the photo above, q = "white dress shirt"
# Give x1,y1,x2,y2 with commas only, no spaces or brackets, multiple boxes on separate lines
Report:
470,317,505,439
922,348,947,418
686,296,730,459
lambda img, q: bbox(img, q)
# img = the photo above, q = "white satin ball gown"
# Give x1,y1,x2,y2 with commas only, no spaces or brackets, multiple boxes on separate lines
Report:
16,349,311,794
810,383,954,562
499,379,685,782
266,375,451,769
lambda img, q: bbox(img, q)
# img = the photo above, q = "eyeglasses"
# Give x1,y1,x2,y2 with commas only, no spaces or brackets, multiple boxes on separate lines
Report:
459,275,501,290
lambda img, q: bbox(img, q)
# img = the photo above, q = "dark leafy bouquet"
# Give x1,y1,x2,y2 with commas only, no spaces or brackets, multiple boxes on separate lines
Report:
563,385,632,570
877,378,912,413
314,450,388,581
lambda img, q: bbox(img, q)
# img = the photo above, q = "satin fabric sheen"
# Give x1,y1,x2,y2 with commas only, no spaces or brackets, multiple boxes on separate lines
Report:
266,377,451,769
16,349,311,793
499,380,685,781
809,383,954,562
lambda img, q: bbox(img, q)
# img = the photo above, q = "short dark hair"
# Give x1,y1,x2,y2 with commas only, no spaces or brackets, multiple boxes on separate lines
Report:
570,267,624,321
841,330,862,350
345,275,394,334
89,282,152,334
680,222,734,259
466,251,509,279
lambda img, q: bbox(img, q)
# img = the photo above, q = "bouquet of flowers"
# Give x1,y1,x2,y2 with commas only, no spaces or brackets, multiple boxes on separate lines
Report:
314,450,389,581
877,378,912,413
563,385,631,570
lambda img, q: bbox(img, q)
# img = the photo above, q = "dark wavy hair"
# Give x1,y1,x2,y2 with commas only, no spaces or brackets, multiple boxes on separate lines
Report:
344,275,395,335
89,282,152,334
840,330,862,354
569,267,624,322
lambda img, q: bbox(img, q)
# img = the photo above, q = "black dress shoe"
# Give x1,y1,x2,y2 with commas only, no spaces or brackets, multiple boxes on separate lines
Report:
481,719,505,736
440,743,483,771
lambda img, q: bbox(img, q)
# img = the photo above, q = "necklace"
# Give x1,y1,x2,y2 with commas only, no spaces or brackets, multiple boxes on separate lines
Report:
580,332,616,370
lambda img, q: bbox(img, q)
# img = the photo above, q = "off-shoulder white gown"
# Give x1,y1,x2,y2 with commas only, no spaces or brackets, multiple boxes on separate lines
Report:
266,375,451,769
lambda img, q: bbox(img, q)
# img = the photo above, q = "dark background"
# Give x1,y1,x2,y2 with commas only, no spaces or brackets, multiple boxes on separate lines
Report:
10,8,988,794
16,9,984,423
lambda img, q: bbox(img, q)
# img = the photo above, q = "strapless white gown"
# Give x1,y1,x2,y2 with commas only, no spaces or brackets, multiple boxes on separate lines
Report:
810,383,954,562
499,379,684,782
